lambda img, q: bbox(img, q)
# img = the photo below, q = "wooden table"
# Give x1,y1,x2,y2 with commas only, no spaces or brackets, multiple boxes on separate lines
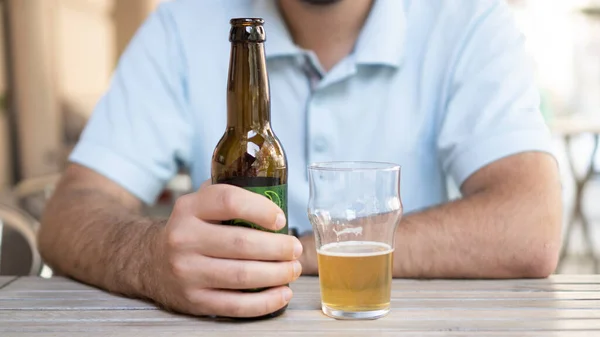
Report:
1,276,600,336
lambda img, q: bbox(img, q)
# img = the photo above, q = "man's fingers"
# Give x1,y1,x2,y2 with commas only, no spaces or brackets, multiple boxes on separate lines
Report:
199,224,302,261
188,286,293,318
201,258,302,290
199,179,211,189
195,184,286,231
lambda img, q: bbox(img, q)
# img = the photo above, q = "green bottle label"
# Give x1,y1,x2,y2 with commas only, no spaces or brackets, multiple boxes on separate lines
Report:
224,183,288,294
226,184,288,235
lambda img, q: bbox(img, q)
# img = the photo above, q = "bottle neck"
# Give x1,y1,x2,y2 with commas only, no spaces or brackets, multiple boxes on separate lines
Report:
227,41,271,130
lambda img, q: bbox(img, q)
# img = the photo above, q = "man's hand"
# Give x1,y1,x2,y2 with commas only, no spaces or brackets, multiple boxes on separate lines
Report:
152,183,303,317
297,234,318,275
39,165,303,319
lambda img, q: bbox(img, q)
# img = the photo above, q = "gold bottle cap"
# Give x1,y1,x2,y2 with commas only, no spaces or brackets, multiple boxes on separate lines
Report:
229,18,266,43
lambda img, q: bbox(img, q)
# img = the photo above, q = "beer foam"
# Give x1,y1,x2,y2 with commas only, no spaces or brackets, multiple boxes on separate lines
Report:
318,241,393,257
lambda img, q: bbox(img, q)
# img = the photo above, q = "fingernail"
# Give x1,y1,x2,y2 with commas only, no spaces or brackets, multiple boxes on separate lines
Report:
282,288,293,302
293,241,303,259
293,261,302,277
275,213,286,229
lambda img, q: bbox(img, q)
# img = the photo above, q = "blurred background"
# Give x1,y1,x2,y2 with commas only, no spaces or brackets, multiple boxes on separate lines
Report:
0,0,600,276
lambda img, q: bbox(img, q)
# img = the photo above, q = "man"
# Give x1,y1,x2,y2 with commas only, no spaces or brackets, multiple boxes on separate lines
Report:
39,0,562,318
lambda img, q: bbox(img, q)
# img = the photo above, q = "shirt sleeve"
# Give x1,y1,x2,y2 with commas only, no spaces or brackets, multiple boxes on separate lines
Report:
69,4,192,204
437,1,554,188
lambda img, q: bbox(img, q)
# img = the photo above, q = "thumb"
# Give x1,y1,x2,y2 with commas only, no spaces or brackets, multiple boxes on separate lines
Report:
199,179,212,190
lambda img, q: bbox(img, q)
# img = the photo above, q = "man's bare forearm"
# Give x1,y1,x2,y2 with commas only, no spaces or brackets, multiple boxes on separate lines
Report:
394,193,558,278
39,174,165,300
393,154,562,279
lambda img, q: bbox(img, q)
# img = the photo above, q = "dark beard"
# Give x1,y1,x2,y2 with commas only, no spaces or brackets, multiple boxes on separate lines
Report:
300,0,342,5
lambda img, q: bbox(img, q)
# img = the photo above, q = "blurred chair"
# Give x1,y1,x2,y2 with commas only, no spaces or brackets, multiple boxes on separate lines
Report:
0,203,43,276
550,117,600,273
13,174,61,221
0,174,59,277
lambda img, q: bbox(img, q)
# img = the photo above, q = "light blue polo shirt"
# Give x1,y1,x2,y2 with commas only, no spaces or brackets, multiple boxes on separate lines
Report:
70,0,554,234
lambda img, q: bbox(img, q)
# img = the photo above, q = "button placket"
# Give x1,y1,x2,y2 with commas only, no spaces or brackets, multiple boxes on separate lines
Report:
307,98,335,166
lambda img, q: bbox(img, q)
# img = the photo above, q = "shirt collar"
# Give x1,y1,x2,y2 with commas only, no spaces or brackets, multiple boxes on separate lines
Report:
353,0,406,68
252,0,406,68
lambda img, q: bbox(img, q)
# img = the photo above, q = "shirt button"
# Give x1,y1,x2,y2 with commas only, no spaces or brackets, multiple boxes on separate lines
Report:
313,136,328,153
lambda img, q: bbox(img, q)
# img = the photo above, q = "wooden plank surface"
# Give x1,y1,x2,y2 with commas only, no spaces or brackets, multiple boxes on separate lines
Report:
2,332,599,337
0,276,17,289
1,276,600,336
2,319,600,332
